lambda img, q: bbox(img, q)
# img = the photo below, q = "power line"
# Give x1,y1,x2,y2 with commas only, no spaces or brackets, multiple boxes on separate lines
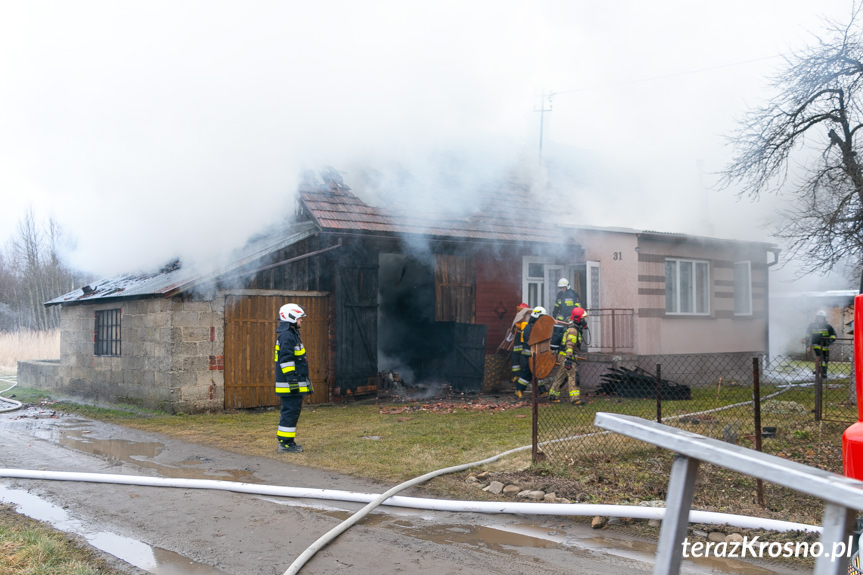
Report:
551,54,783,97
534,90,553,164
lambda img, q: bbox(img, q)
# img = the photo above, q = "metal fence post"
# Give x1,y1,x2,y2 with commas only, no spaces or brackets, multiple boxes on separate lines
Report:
815,356,823,422
531,374,539,464
656,363,662,424
752,357,764,507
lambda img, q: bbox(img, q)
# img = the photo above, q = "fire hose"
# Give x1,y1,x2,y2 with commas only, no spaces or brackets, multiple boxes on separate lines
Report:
0,378,824,574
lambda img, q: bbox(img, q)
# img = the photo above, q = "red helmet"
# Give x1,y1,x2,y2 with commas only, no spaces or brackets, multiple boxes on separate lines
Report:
517,302,530,310
570,307,586,322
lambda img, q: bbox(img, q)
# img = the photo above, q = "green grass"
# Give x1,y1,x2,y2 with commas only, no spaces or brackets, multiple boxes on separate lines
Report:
114,403,536,482
2,385,853,572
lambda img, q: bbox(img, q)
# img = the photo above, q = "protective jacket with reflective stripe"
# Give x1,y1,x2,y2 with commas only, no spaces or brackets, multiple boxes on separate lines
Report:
274,322,311,395
806,322,836,351
552,288,581,321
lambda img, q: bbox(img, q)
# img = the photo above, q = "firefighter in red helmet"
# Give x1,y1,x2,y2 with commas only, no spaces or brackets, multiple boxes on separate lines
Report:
548,306,586,404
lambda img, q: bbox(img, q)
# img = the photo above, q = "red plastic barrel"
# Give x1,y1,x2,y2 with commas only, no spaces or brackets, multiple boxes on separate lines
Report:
842,294,863,479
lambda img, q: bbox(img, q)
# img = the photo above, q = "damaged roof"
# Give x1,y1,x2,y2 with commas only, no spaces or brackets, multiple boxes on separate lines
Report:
45,221,319,306
297,179,568,244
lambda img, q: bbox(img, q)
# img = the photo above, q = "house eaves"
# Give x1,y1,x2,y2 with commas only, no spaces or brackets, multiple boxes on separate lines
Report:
45,221,320,306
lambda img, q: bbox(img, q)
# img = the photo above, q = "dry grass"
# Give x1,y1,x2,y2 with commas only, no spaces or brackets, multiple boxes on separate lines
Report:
0,330,59,375
0,504,126,575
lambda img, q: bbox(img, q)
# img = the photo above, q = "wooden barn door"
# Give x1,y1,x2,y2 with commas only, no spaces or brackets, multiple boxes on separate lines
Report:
224,293,329,408
435,254,475,322
336,265,378,395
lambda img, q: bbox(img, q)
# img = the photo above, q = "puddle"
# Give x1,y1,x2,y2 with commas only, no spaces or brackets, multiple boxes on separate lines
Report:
0,484,230,575
58,428,259,482
587,534,782,575
402,523,561,551
1,408,259,483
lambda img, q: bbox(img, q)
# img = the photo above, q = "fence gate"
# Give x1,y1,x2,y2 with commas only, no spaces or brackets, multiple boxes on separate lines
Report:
224,293,329,409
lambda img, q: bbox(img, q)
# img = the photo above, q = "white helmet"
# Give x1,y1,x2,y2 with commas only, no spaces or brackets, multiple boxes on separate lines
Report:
816,310,827,318
530,306,547,319
279,303,306,323
557,278,570,288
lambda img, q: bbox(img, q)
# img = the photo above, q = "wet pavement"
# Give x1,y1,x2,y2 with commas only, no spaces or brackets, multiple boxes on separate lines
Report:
0,403,810,575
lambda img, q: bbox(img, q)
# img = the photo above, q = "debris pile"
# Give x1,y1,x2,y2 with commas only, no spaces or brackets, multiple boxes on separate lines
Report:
598,366,691,400
379,395,531,414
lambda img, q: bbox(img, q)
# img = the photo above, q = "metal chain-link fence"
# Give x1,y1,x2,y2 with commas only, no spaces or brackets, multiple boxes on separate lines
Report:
536,349,856,466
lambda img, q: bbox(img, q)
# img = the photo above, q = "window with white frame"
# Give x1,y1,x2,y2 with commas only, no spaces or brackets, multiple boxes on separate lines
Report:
665,259,710,315
734,261,752,315
525,260,547,309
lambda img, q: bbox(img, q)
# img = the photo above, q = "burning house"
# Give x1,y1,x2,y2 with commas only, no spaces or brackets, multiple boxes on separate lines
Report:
19,172,778,412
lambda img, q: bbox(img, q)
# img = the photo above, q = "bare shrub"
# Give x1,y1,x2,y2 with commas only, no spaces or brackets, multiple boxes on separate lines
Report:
0,329,60,374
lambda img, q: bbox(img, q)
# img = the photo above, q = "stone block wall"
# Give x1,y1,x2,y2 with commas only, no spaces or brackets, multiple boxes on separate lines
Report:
19,295,226,413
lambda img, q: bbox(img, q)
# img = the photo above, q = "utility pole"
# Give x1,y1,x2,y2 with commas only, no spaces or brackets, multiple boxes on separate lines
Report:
534,90,553,164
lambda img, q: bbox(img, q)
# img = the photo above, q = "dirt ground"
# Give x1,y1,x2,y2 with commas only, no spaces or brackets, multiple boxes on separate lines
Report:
0,405,810,575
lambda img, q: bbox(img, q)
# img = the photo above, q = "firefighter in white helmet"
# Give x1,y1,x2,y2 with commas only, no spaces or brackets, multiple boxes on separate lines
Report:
513,306,549,399
552,278,582,322
275,303,312,453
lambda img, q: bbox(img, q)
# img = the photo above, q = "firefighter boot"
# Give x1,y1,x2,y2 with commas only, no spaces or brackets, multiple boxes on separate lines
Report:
278,442,304,453
570,388,583,406
549,391,560,403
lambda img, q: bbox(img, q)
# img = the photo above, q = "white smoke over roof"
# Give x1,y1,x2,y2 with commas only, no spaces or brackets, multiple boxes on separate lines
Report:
0,0,856,294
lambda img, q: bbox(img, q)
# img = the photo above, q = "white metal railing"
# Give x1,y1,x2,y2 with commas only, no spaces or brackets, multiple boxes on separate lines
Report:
594,412,863,575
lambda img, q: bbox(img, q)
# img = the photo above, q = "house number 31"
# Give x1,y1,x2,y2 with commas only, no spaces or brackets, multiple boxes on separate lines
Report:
613,251,622,260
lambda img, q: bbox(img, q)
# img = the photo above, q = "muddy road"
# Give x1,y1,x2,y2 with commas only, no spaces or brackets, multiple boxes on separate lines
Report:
0,405,806,575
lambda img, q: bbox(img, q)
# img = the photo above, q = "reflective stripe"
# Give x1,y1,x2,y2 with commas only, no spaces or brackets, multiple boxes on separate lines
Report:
276,382,311,394
280,361,296,374
294,345,305,356
274,343,280,362
277,426,297,438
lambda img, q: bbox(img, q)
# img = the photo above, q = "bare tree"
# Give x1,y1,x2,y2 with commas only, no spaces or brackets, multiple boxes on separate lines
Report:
719,4,863,292
0,207,85,331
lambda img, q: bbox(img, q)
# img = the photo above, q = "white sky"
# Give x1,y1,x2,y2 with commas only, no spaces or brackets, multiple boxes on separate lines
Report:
0,0,857,288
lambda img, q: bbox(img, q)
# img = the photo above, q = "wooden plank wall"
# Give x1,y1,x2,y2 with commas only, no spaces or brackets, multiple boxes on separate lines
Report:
224,293,329,408
435,254,475,323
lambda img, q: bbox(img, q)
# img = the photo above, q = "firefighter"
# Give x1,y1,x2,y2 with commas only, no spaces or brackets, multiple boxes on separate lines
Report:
806,310,837,377
570,305,588,351
552,278,582,322
275,303,313,453
548,308,584,404
514,306,548,398
509,303,532,389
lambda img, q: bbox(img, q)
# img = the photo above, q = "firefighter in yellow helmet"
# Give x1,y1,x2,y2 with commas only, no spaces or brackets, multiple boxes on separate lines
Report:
509,303,532,396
